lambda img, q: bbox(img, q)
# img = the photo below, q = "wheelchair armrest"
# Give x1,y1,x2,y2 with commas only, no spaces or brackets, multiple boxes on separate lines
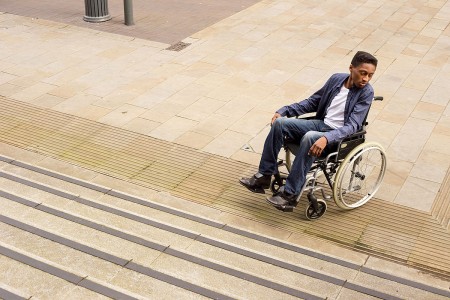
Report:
297,114,317,120
335,130,366,161
342,130,366,142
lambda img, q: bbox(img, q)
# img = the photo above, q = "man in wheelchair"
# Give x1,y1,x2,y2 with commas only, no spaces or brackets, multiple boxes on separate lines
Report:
240,51,378,211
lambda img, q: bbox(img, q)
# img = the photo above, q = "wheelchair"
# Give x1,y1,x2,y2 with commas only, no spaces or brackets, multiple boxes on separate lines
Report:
270,96,387,220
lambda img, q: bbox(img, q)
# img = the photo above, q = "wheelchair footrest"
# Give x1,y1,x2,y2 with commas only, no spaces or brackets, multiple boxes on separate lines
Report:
274,204,295,212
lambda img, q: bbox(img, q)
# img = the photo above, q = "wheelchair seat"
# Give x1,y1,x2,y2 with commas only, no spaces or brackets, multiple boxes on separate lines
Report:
284,141,334,161
284,130,366,163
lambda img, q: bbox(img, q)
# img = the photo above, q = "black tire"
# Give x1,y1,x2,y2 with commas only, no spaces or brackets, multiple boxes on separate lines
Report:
305,199,327,220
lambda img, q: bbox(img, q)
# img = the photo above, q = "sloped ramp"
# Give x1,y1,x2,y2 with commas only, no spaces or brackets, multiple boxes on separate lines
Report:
1,95,450,280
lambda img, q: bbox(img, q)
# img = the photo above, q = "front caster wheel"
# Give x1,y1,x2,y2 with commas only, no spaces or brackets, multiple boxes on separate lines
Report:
305,199,327,220
270,175,287,194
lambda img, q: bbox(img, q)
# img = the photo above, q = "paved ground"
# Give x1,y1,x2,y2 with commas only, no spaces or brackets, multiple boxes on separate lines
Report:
1,95,450,279
1,145,449,299
1,0,450,287
1,0,450,213
0,0,260,45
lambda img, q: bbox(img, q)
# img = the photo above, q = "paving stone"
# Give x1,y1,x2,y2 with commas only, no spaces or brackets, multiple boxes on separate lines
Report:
122,117,161,135
1,141,450,298
0,223,123,283
93,92,140,111
92,194,217,236
98,104,148,128
175,131,215,150
177,97,226,122
2,164,105,200
0,142,46,165
36,156,100,182
0,199,163,266
184,241,342,298
424,132,450,156
336,288,379,300
351,271,449,300
387,117,436,162
230,149,261,166
10,82,57,102
149,253,301,299
202,130,252,157
1,0,450,293
0,83,23,97
60,286,111,300
149,116,199,142
0,255,85,299
31,93,66,108
395,177,440,212
229,109,273,136
364,256,450,292
109,268,208,299
410,159,448,184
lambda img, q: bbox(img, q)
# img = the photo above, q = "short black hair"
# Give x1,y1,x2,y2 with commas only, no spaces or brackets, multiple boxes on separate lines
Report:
351,51,378,68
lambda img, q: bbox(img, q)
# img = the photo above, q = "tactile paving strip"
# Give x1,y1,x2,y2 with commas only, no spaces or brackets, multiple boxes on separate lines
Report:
1,96,449,278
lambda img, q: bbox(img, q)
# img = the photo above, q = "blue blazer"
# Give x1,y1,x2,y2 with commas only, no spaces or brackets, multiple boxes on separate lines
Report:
276,73,374,144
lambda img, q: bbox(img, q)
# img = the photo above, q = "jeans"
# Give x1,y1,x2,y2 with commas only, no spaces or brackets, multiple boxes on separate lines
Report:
259,117,334,195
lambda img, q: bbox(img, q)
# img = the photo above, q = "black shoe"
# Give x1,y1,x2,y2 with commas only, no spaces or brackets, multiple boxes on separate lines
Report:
266,192,298,211
239,172,271,194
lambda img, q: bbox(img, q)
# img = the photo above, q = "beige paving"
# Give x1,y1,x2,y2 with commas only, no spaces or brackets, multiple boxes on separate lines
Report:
1,2,450,295
2,138,450,297
2,1,450,213
0,255,105,299
1,100,450,280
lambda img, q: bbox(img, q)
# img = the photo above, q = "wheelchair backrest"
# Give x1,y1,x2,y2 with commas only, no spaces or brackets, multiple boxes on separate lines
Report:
336,135,365,160
362,96,383,127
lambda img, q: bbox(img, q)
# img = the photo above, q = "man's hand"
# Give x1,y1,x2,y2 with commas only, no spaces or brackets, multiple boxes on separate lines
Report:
271,113,282,125
309,136,328,157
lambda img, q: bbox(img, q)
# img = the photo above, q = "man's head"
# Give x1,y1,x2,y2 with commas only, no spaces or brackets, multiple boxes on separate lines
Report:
351,51,378,68
348,51,377,89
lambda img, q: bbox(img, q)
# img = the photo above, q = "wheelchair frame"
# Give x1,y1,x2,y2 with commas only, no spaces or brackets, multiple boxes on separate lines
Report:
270,97,387,220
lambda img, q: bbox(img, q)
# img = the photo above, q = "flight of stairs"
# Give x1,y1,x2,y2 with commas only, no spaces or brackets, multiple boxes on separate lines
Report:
0,152,449,300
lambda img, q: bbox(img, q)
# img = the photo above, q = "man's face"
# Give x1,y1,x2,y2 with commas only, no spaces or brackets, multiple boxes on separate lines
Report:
349,63,376,88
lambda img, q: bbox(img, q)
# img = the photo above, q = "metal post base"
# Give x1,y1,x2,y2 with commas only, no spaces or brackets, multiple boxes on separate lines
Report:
83,15,112,23
84,0,112,23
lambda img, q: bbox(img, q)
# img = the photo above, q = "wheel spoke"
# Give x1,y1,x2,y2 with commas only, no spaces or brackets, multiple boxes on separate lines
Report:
333,142,386,209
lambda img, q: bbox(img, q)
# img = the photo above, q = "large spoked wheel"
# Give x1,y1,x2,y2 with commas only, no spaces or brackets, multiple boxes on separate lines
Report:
333,142,386,210
305,199,327,220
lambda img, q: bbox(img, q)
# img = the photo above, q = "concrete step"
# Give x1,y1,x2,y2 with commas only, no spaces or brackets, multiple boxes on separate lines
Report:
0,243,143,300
0,220,217,300
0,163,361,272
1,153,449,299
2,97,450,278
0,282,32,300
0,181,326,299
